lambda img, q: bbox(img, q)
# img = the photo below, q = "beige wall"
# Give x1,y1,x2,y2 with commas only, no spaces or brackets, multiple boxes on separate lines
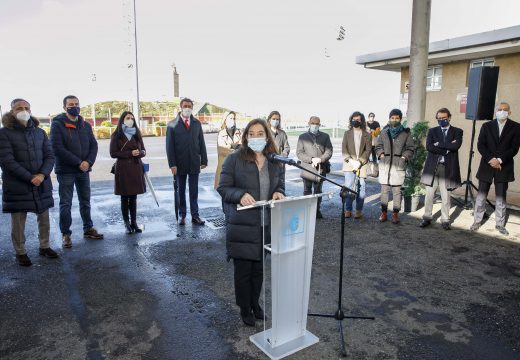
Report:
400,53,520,206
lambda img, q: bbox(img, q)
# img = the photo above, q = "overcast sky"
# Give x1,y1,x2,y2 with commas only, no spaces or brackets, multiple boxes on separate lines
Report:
1,0,519,125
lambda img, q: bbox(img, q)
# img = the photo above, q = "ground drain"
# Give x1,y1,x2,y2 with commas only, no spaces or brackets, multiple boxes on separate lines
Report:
205,217,226,229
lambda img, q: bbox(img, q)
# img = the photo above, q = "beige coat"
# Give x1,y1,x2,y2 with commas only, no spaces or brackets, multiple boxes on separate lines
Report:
341,129,372,178
214,128,242,189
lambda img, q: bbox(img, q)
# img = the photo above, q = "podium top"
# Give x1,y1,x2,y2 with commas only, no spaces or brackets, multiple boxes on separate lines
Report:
237,192,334,211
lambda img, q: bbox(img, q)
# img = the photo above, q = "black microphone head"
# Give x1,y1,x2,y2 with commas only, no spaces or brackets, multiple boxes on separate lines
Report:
267,153,277,162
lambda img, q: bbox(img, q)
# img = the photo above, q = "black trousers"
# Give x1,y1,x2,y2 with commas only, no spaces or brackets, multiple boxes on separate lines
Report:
233,258,263,310
303,179,324,210
121,195,137,224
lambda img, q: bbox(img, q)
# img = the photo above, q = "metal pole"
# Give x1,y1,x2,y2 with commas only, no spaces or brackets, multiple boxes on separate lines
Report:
132,0,141,126
407,0,431,126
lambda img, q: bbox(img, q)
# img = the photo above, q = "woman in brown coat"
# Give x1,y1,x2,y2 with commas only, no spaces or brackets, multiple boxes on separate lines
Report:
110,111,146,234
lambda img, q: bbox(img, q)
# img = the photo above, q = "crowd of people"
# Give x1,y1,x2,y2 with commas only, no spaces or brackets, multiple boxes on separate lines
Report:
1,95,519,326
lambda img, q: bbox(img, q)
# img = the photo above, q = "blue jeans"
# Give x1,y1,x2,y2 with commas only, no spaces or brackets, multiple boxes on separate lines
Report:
177,174,200,218
344,171,366,211
57,172,93,235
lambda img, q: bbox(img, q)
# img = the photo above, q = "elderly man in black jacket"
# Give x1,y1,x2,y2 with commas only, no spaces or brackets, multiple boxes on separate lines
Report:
471,102,520,235
419,108,463,230
0,99,58,266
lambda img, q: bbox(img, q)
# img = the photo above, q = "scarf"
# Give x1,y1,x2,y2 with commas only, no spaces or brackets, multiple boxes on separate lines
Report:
388,124,404,139
122,124,136,140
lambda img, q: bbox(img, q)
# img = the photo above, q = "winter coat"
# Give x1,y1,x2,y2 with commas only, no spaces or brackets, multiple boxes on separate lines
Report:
375,127,415,186
476,119,520,183
165,114,208,175
50,113,98,174
420,126,463,190
0,114,54,213
270,128,290,157
214,127,242,190
341,129,372,178
296,131,333,182
217,150,284,261
110,132,146,196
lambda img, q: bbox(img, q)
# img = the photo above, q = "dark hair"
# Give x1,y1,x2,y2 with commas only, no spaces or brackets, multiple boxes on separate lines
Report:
267,110,281,129
180,98,193,107
436,107,451,118
348,111,367,130
10,98,30,109
389,108,403,119
368,112,375,117
63,95,79,107
240,119,278,162
116,111,142,141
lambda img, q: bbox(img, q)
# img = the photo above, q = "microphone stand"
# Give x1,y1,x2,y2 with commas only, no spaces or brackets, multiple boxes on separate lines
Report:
271,157,375,357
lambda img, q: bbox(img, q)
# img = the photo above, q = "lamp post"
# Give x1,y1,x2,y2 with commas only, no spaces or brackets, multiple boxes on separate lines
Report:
91,73,97,128
132,0,141,127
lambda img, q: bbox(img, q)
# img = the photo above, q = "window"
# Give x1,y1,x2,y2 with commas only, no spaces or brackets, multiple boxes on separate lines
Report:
426,65,442,91
470,58,495,68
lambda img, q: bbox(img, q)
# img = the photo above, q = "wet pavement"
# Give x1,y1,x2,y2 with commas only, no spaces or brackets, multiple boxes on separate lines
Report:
1,136,520,359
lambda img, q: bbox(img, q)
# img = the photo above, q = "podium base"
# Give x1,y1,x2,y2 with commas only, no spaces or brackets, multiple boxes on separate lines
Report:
250,329,319,360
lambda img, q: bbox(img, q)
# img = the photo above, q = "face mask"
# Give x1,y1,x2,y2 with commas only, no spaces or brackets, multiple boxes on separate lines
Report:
270,120,279,128
248,137,266,152
351,120,361,128
437,119,450,127
309,124,320,134
225,119,235,129
66,106,81,117
496,110,508,121
181,108,192,118
16,110,31,122
389,120,401,128
124,119,135,128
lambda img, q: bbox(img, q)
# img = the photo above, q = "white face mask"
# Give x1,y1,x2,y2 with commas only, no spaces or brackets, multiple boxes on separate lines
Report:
124,119,134,127
496,110,508,121
270,120,280,128
225,118,235,129
181,108,192,118
16,110,31,122
309,124,320,134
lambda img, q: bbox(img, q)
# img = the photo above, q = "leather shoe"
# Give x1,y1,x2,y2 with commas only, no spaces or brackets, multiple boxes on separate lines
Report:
240,307,255,326
470,222,480,231
379,211,387,222
354,210,362,219
419,219,431,228
16,254,32,267
441,222,451,230
192,217,205,225
179,217,186,226
391,212,400,224
131,223,143,233
39,247,59,258
496,225,509,235
124,221,134,234
252,305,267,320
344,210,352,218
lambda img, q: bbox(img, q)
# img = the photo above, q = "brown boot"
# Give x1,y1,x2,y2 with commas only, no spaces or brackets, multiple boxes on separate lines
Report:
62,234,72,248
354,210,362,219
391,212,400,224
344,210,352,218
379,211,387,222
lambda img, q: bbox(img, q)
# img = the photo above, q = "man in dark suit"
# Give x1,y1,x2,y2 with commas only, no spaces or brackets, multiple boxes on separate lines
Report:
166,98,208,225
470,102,520,235
419,108,463,230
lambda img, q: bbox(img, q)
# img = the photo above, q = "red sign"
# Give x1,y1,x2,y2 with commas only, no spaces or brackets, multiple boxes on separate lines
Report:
460,94,467,113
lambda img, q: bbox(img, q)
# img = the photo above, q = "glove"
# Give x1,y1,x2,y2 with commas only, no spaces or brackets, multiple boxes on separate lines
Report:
349,159,360,170
311,157,322,167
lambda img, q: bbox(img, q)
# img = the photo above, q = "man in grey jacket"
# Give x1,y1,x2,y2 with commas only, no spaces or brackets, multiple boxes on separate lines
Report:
296,116,333,219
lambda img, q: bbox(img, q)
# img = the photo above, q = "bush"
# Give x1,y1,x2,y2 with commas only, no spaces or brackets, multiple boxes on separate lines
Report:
155,121,167,127
94,127,112,139
403,121,429,197
100,120,112,127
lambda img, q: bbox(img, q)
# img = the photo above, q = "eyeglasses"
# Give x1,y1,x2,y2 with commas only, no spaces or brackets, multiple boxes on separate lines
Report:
436,117,449,121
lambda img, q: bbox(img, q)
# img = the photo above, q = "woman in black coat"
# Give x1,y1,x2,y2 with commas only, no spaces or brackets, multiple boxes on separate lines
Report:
217,118,285,326
110,111,146,234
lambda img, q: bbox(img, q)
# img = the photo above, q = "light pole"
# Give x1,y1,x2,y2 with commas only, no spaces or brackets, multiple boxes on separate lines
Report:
91,73,97,128
132,0,141,127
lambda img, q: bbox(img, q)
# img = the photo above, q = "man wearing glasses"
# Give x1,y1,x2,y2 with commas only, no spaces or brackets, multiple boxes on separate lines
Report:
419,108,463,230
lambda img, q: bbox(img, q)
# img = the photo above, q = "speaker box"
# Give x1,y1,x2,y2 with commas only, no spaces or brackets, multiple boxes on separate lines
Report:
465,66,499,120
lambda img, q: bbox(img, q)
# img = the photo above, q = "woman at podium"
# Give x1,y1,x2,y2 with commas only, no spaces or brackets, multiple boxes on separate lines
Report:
217,118,285,326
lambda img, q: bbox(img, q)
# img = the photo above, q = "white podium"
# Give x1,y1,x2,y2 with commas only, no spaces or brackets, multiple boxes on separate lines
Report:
240,193,330,359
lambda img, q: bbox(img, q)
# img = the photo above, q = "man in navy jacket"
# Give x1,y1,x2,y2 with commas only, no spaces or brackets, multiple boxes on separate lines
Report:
166,98,208,225
50,95,103,248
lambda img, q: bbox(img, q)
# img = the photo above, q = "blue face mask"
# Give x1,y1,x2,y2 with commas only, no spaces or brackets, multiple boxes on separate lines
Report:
437,119,450,128
248,137,266,153
309,124,320,134
66,106,80,117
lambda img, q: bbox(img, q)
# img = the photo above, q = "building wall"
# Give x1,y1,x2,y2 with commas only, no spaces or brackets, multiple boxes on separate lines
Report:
400,53,520,206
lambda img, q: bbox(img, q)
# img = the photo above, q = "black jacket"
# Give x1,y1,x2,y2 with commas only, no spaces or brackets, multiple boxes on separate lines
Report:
50,113,98,174
296,131,333,182
421,125,463,190
217,150,284,261
476,119,520,183
0,114,55,213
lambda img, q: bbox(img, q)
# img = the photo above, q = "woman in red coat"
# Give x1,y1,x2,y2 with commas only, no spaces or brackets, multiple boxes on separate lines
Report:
110,111,146,234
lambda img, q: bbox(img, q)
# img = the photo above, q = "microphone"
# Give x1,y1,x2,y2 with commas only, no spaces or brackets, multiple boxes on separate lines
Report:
267,153,300,166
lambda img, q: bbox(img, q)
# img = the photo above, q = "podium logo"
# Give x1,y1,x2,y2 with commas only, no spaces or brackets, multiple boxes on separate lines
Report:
290,215,299,232
283,209,305,236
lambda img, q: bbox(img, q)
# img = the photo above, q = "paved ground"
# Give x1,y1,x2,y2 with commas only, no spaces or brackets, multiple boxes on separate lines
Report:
1,135,519,359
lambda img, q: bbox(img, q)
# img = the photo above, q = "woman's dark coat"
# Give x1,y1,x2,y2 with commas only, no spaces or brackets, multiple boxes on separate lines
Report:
0,114,55,213
110,132,146,196
420,126,463,190
217,150,285,261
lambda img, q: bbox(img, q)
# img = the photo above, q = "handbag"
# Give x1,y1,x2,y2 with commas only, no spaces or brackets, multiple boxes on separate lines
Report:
366,161,379,178
110,139,130,175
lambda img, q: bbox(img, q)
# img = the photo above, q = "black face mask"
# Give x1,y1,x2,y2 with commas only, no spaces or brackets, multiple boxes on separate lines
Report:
351,120,361,128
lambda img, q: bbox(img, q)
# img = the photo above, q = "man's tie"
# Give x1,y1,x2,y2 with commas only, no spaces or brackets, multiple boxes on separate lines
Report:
184,118,190,130
442,128,447,142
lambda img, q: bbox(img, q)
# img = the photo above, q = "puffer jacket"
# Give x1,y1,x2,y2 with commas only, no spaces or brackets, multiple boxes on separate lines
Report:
375,127,415,186
0,113,55,213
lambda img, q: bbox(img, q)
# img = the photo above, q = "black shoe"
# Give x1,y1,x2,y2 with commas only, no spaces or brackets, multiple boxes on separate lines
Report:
470,222,481,231
240,307,255,326
496,225,509,235
419,219,431,228
179,217,186,226
192,217,205,225
16,254,32,267
252,305,267,320
39,248,59,258
124,222,134,234
441,222,451,230
131,223,143,233
316,211,323,219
